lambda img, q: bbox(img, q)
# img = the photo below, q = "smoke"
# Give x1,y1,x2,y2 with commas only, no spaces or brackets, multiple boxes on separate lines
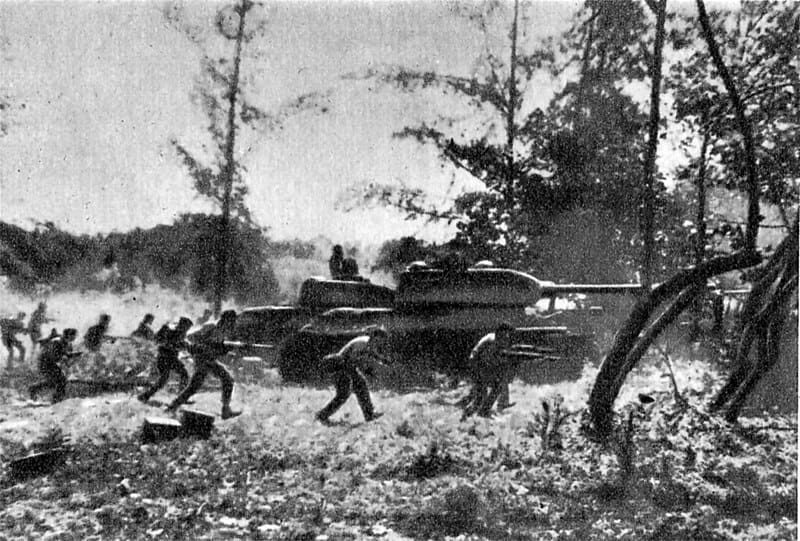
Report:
0,282,211,338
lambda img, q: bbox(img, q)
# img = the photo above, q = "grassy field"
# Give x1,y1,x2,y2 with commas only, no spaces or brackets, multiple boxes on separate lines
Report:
0,351,796,541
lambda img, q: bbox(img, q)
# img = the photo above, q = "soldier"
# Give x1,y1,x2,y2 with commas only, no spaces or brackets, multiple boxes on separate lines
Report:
131,313,156,341
166,310,241,419
459,323,519,420
1,312,27,369
341,257,359,279
329,244,345,280
29,328,79,403
27,302,51,353
40,328,59,344
83,314,111,352
315,327,388,425
137,317,193,403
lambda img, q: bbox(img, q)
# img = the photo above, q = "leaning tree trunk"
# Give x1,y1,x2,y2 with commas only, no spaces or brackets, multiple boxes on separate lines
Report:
585,0,764,440
710,218,798,422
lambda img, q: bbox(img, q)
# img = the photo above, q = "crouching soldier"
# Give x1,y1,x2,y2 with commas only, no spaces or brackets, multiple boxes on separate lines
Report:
29,328,79,403
84,314,112,352
131,313,156,342
315,327,389,425
137,317,193,404
166,310,241,419
459,322,519,420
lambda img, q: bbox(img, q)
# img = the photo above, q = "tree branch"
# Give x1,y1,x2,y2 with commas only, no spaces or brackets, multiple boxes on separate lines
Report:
696,0,761,251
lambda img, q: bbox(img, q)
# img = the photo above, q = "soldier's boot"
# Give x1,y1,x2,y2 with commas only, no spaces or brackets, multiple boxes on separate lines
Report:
221,404,241,420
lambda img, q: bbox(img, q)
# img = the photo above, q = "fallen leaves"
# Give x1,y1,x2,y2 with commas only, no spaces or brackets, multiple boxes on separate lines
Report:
0,364,796,540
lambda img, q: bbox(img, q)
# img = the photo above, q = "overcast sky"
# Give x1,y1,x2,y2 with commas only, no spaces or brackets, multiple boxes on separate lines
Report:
0,1,580,244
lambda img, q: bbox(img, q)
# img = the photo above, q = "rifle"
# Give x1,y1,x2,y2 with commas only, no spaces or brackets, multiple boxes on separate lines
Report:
223,340,276,352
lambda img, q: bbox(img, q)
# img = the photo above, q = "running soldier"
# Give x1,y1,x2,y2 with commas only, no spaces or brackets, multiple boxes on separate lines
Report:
1,312,27,369
84,314,112,352
27,302,51,353
29,328,79,403
137,317,193,403
166,310,241,419
131,313,156,341
459,323,519,420
315,327,388,425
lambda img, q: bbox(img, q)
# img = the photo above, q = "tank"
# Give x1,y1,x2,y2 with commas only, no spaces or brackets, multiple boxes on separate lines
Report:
276,265,610,386
227,276,395,359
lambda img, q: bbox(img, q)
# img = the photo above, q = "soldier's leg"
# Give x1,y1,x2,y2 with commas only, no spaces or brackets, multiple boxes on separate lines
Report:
167,361,209,410
497,380,511,409
317,371,352,421
478,377,504,417
497,360,520,410
461,377,489,420
4,338,14,369
29,332,40,355
207,360,236,415
138,354,172,401
455,382,479,408
14,339,25,364
351,368,376,420
172,357,190,389
51,366,68,403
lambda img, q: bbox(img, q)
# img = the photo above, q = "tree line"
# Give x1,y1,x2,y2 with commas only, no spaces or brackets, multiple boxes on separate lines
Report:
0,216,315,305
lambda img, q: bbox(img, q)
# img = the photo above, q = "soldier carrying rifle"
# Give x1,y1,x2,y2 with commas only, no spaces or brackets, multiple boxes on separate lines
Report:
137,317,193,404
84,314,112,352
29,328,80,403
166,310,241,419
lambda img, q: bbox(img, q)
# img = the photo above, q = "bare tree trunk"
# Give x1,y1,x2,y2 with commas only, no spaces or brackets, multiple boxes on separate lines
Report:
690,118,710,332
214,0,250,316
695,123,709,265
640,0,667,292
695,0,760,250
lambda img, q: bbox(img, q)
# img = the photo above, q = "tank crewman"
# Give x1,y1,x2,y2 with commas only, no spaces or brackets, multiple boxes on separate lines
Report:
29,328,79,403
340,257,368,282
329,244,345,280
131,313,156,341
166,310,241,419
27,302,51,353
315,327,389,425
83,314,111,352
459,322,519,420
1,312,28,369
137,317,193,403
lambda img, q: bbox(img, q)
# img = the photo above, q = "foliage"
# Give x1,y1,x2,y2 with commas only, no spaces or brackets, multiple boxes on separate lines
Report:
0,217,322,305
352,0,694,279
0,364,795,540
667,1,800,224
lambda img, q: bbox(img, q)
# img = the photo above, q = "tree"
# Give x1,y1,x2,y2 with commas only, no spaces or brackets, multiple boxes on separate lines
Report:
585,0,787,439
354,0,559,267
167,0,261,315
348,1,682,281
668,1,800,231
639,0,668,291
167,1,331,314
